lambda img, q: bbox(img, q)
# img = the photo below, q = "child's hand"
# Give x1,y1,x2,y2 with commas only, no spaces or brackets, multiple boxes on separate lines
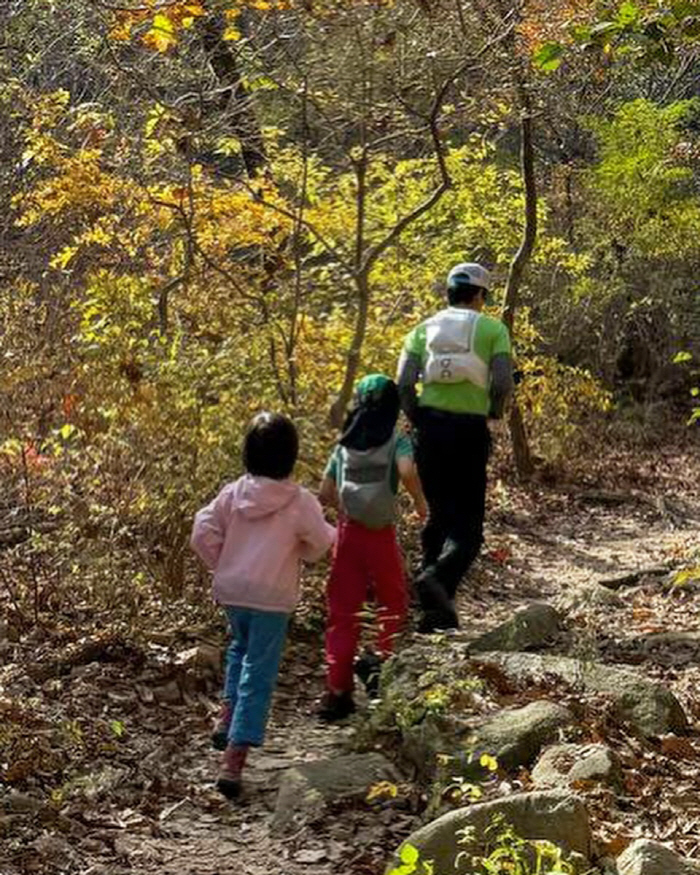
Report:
414,500,428,524
488,418,507,439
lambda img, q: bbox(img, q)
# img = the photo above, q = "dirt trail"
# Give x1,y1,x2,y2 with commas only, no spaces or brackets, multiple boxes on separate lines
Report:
3,474,700,875
113,492,700,874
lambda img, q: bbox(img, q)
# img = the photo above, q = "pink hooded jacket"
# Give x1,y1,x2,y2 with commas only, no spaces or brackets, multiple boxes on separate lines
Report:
190,474,335,613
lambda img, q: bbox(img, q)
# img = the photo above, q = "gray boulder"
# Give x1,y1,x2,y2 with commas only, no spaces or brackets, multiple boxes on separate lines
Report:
617,839,700,875
272,752,399,833
557,583,624,613
471,652,687,737
640,632,700,653
462,701,573,775
388,790,591,875
469,603,563,653
370,641,482,779
371,645,574,780
532,743,622,791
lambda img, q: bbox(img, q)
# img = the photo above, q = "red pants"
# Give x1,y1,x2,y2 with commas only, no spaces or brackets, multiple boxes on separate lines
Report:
325,519,407,693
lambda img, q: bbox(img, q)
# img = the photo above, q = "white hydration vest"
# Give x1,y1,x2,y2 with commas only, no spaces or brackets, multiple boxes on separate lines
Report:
423,308,489,389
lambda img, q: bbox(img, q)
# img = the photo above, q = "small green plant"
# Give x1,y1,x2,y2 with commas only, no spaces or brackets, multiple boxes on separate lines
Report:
388,816,584,875
395,675,484,730
443,774,485,803
438,751,499,805
388,843,434,875
463,817,578,875
672,565,700,587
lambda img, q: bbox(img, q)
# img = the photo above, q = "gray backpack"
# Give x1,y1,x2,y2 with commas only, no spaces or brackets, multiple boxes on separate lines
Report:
337,436,397,529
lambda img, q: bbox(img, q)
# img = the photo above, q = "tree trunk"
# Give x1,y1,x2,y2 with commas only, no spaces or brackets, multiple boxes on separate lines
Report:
199,13,267,178
329,271,370,428
503,113,537,480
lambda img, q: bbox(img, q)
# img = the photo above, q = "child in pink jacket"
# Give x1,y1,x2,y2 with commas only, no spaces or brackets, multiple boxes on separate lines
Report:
191,413,335,799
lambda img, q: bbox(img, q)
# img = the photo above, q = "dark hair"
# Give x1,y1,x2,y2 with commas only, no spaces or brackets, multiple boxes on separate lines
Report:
243,412,298,480
447,281,485,306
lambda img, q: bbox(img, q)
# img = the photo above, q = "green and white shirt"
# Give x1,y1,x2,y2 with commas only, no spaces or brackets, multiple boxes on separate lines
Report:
400,308,512,417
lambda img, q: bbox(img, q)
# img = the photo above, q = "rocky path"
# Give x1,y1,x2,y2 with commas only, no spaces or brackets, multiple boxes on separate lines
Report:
2,473,700,875
109,664,405,875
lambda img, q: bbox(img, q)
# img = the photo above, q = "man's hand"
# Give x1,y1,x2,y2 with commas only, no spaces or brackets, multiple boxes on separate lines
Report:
398,457,428,523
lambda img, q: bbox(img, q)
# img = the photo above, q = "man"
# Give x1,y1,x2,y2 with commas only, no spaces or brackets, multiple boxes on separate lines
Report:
397,262,514,632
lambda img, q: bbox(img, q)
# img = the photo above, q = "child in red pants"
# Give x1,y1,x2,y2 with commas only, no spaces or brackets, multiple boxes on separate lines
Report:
318,374,427,721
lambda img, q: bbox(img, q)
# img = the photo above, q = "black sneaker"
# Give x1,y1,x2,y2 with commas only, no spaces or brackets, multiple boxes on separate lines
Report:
318,691,356,723
355,652,383,698
415,574,459,633
416,605,459,634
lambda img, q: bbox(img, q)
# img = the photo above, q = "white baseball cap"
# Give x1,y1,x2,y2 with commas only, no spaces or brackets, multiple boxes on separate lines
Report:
447,262,491,291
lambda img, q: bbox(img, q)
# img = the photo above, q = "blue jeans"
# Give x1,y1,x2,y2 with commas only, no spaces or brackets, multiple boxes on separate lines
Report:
223,606,289,747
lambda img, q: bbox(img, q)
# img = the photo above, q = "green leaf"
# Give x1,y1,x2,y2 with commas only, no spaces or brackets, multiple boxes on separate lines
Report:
109,719,126,738
617,2,640,27
533,41,565,72
673,350,693,363
215,136,242,157
59,423,77,440
246,74,278,92
400,844,419,866
570,24,592,44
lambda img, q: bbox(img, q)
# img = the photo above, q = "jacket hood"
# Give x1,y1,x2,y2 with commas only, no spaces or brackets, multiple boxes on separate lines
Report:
232,474,299,519
339,373,399,451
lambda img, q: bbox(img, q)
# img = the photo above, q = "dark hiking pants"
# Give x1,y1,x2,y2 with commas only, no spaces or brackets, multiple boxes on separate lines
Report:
414,408,490,612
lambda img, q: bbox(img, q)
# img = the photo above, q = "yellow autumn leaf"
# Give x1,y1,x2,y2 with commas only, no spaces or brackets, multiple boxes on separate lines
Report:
223,24,242,41
366,780,398,802
109,20,133,41
479,753,499,772
51,245,78,270
143,13,177,53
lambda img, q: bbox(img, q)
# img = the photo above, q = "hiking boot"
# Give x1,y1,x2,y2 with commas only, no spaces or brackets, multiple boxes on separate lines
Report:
415,574,459,634
416,604,459,634
211,701,232,751
355,651,383,698
216,743,249,799
318,690,356,723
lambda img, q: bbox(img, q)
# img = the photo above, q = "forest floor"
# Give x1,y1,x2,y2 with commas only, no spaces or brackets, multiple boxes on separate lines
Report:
1,430,700,875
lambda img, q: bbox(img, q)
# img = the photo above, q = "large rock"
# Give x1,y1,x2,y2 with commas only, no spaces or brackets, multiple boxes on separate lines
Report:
272,752,399,833
640,632,700,654
461,701,573,775
557,582,624,613
617,839,700,875
371,645,574,780
469,603,563,653
388,790,591,875
471,652,688,737
370,641,483,779
532,743,622,791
